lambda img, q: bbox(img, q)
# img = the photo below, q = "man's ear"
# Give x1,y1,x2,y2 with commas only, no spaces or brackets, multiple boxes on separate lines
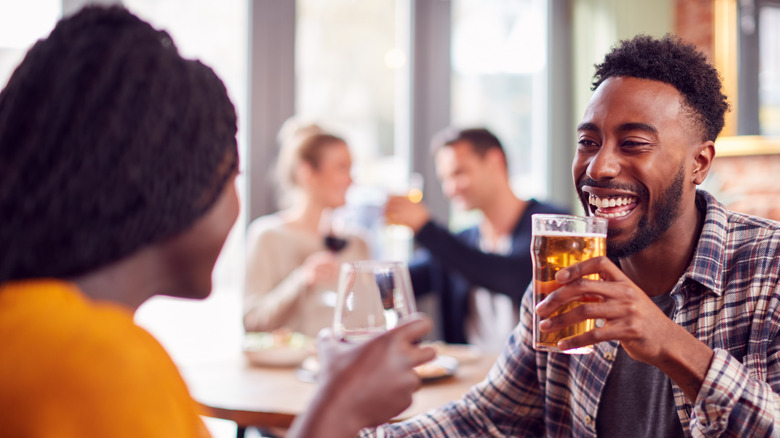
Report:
485,148,507,171
692,141,715,185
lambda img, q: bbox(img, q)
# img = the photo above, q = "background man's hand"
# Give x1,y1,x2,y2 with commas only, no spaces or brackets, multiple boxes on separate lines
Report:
385,196,430,233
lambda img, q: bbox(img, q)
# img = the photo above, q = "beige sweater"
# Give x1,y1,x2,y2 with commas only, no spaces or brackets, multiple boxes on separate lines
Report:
243,214,371,338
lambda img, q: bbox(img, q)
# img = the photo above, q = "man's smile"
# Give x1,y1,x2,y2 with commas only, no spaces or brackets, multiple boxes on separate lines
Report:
588,193,638,219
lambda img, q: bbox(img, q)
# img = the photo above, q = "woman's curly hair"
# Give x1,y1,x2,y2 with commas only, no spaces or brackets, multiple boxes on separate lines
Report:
592,34,729,142
0,6,238,283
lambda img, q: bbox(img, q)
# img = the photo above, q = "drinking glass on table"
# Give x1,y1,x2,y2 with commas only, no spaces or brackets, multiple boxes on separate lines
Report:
333,261,417,343
531,214,607,354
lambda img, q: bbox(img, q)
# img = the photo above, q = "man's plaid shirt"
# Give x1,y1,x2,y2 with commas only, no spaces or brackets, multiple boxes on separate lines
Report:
362,190,780,437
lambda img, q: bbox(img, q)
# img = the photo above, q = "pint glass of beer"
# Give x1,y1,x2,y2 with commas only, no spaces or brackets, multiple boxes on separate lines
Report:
531,214,607,354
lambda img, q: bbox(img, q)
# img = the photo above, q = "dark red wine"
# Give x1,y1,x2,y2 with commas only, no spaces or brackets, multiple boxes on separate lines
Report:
324,235,348,252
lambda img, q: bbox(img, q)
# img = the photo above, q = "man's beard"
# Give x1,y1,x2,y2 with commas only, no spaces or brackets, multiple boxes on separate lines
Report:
577,163,685,259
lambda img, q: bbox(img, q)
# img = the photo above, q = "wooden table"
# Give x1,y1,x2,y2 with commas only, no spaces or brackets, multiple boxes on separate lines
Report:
181,349,497,437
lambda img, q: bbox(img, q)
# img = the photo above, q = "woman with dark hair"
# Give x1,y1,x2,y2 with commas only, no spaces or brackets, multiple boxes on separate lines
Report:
0,6,433,437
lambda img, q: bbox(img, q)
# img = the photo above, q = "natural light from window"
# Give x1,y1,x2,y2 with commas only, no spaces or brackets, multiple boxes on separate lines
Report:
451,0,548,223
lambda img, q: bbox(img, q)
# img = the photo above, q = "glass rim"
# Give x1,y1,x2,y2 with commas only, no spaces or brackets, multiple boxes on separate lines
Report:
531,213,607,224
340,260,408,270
531,213,608,236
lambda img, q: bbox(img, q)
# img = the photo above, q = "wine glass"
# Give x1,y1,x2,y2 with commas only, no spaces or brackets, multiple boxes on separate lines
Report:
333,260,417,343
320,208,349,253
319,208,350,308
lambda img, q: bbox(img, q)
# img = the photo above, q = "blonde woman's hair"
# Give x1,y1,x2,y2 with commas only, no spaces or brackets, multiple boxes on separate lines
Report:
275,118,346,208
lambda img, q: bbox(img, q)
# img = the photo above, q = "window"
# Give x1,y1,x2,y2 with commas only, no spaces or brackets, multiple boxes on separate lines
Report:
296,0,411,258
125,1,249,376
737,0,780,135
0,1,60,87
124,0,248,294
450,0,549,227
759,3,780,135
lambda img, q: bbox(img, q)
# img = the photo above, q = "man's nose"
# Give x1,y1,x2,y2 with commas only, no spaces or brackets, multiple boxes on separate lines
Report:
586,144,620,181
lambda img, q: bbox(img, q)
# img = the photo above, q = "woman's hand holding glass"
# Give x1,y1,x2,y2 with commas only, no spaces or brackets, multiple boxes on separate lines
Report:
302,251,339,288
291,262,437,436
301,317,435,435
333,261,418,343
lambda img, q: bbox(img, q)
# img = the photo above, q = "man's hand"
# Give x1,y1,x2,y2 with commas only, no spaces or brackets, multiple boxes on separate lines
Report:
535,256,713,401
385,195,430,233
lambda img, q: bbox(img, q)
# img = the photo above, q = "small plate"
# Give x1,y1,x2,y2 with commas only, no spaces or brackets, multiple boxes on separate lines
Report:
414,355,459,382
296,356,321,383
430,343,482,365
243,331,314,367
296,355,459,384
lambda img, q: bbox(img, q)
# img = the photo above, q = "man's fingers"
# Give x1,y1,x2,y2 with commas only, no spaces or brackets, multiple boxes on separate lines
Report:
536,277,624,317
389,314,433,342
555,255,622,284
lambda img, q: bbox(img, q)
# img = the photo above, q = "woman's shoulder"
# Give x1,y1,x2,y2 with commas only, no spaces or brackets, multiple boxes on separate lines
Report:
247,213,286,234
0,281,200,436
246,213,292,243
2,280,175,376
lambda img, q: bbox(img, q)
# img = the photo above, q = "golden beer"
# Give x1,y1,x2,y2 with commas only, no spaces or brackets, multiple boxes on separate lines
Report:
407,187,423,204
531,214,607,354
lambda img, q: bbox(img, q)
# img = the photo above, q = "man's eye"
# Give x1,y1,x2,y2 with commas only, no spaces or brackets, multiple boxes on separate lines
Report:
622,141,649,148
577,139,598,148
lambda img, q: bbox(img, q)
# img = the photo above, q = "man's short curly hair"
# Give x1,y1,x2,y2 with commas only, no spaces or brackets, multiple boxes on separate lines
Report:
0,6,238,283
592,34,729,142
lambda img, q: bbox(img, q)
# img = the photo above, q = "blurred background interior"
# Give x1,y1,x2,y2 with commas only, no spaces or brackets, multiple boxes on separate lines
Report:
2,0,779,435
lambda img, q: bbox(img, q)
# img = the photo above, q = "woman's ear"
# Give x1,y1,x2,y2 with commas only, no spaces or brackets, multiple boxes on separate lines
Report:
294,162,314,188
692,141,715,185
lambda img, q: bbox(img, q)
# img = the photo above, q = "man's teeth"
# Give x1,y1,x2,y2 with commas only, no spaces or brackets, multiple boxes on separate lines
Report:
588,194,637,218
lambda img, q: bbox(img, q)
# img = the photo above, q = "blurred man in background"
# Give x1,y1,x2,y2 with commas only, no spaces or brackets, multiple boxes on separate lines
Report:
386,127,567,351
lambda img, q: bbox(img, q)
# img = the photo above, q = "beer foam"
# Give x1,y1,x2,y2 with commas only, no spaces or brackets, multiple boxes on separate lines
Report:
534,231,606,238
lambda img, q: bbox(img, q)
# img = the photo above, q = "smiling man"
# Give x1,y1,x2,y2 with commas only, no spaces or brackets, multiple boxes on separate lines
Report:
362,34,780,437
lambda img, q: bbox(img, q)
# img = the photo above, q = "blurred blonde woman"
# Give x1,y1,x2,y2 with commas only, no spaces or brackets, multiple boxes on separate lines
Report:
243,121,371,337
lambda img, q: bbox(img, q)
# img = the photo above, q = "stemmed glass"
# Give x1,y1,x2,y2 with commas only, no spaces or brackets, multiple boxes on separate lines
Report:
318,208,350,308
333,261,417,343
321,208,349,253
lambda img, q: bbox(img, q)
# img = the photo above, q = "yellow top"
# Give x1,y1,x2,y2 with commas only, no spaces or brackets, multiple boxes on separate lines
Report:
0,279,210,437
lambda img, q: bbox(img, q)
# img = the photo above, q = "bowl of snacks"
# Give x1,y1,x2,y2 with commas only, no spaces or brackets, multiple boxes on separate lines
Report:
243,330,315,367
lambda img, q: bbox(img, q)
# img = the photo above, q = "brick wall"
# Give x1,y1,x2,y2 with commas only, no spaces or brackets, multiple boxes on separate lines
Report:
675,0,780,221
704,155,780,221
675,0,714,60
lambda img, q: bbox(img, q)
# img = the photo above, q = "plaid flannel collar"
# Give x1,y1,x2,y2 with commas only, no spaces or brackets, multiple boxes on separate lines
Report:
682,190,728,297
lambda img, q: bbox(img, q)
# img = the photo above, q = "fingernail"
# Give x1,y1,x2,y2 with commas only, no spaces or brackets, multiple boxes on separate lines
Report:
539,319,551,330
557,270,570,282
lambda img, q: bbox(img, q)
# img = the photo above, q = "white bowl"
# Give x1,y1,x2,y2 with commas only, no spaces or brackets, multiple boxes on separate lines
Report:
243,332,314,367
